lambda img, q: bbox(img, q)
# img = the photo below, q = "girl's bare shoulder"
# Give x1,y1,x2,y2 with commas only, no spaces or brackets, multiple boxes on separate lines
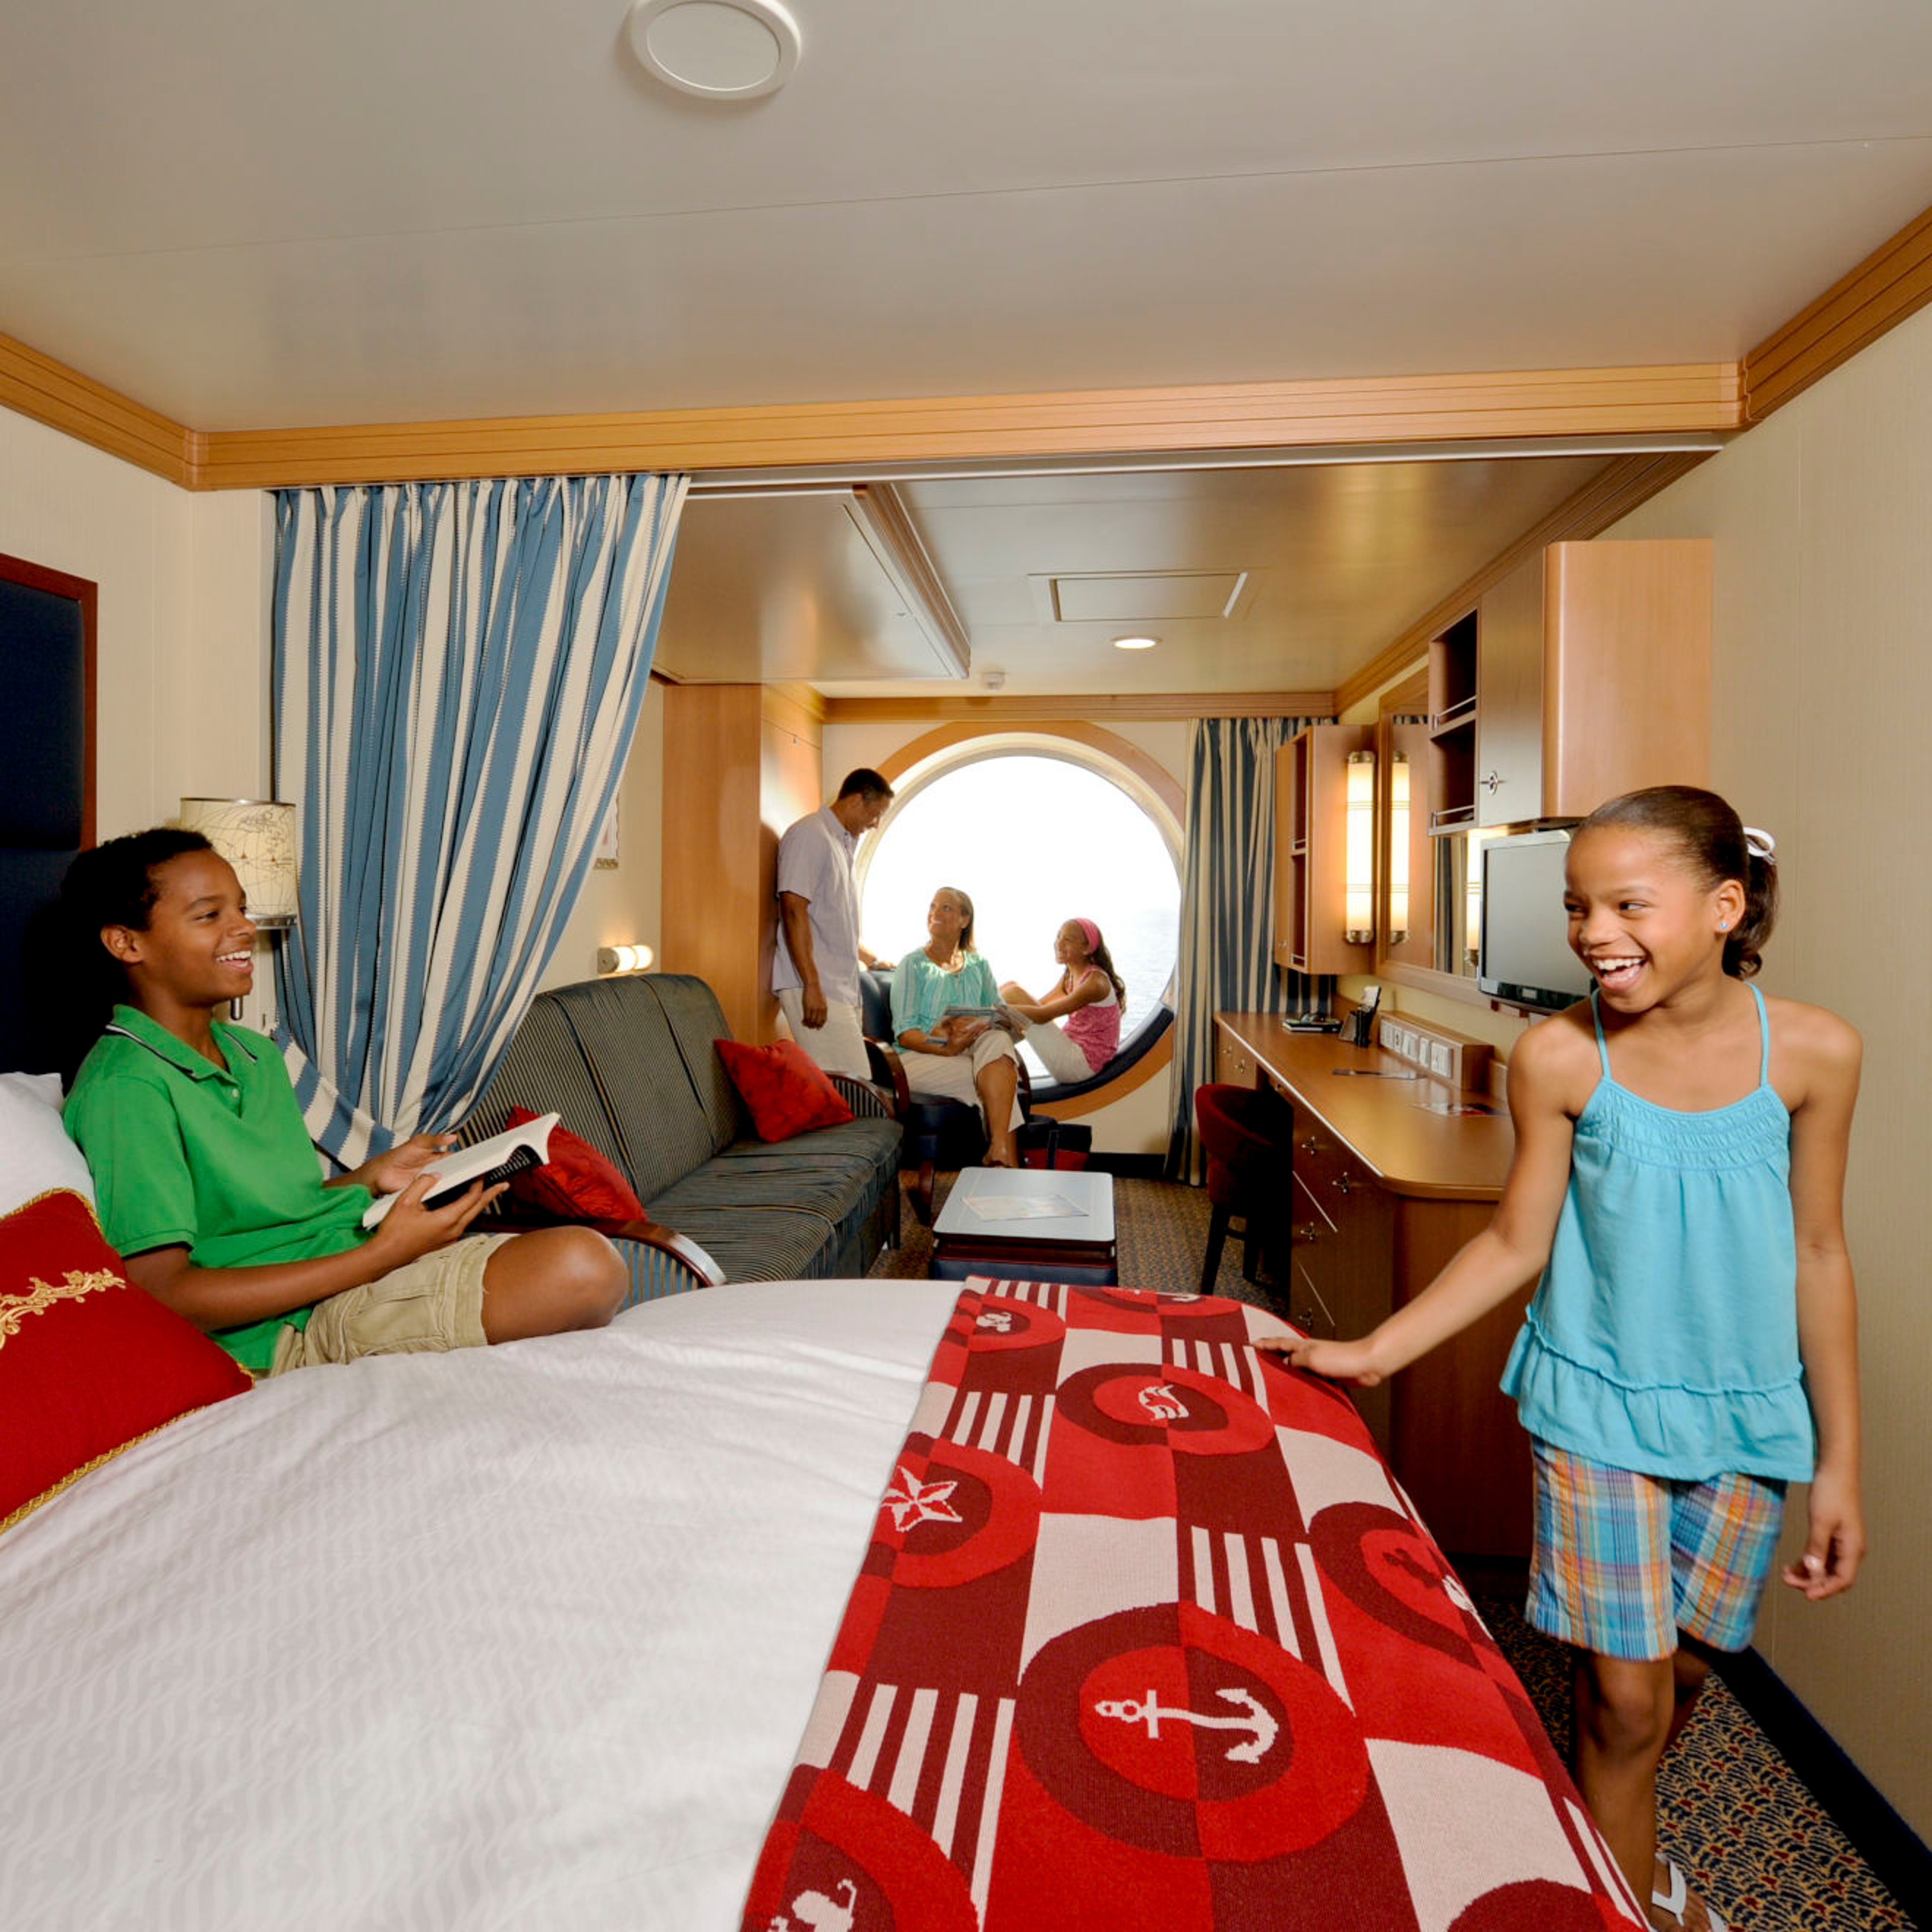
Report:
1507,1003,1601,1108
1762,992,1862,1081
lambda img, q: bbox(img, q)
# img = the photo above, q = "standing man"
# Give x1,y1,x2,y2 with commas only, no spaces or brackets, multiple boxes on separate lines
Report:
773,769,895,1078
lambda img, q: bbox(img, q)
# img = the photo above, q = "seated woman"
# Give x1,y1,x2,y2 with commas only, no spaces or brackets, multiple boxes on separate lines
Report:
999,917,1124,1084
889,886,1024,1168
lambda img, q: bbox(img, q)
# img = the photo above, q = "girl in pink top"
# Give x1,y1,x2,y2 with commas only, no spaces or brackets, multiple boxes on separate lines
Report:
999,917,1124,1083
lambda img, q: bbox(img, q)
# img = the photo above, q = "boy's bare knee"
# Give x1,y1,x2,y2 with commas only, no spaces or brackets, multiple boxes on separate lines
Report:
484,1227,625,1339
551,1227,625,1326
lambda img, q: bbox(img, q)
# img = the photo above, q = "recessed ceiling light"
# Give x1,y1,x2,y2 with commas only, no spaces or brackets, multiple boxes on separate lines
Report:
627,0,801,101
1112,634,1159,651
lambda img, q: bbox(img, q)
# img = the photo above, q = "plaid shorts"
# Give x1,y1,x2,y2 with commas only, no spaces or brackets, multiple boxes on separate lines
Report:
1526,1438,1788,1661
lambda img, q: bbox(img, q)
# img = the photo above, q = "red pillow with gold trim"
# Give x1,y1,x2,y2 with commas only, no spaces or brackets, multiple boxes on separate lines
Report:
501,1106,649,1222
0,1189,253,1535
715,1037,855,1142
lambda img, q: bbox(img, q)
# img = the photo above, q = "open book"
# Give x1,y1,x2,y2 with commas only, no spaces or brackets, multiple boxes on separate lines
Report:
360,1112,559,1229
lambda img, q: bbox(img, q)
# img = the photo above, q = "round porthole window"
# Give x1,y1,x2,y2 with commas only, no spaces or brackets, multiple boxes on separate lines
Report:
859,749,1181,1077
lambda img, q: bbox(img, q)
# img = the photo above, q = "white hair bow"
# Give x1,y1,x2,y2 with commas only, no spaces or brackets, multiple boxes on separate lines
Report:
1743,826,1777,862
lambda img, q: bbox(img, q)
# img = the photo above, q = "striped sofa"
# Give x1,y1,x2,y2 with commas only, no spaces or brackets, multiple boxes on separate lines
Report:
464,974,903,1305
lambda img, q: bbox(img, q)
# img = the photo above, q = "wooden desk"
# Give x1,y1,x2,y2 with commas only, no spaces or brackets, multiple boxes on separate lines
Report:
1216,1011,1532,1558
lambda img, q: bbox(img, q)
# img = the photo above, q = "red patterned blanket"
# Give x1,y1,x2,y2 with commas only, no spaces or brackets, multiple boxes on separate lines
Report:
744,1282,1643,1932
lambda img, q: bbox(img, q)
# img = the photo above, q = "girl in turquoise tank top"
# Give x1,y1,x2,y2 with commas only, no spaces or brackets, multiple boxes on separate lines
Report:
1261,786,1864,1932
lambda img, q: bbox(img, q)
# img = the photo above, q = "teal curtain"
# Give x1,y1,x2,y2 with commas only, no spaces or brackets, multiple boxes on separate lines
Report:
1165,716,1322,1183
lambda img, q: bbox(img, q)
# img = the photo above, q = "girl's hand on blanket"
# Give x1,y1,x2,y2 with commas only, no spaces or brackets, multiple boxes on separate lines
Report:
1254,1332,1388,1387
1782,1463,1865,1600
366,1174,508,1267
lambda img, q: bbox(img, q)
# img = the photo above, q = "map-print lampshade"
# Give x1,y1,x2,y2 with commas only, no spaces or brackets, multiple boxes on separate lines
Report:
178,798,299,930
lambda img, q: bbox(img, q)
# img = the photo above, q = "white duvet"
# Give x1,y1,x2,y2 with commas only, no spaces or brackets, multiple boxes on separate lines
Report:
0,1281,963,1931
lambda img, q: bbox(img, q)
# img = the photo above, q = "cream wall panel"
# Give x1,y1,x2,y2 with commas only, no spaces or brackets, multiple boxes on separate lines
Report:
0,402,264,835
539,680,666,996
1612,302,1932,1836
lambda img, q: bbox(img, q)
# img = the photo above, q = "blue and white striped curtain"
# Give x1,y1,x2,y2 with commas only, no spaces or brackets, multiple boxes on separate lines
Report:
1164,715,1322,1183
271,474,687,1166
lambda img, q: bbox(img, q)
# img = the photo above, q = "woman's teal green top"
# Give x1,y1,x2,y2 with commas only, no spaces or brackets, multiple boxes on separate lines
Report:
1501,985,1814,1483
890,950,999,1040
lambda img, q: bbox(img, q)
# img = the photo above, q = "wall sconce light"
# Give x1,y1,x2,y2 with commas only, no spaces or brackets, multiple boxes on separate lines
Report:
597,943,655,976
1389,752,1410,945
1345,750,1375,943
179,797,298,1018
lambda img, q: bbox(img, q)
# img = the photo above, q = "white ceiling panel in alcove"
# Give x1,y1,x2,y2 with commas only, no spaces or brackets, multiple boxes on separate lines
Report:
811,454,1618,697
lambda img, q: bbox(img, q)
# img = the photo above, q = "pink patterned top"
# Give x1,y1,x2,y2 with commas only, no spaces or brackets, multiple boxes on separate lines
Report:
1061,969,1121,1074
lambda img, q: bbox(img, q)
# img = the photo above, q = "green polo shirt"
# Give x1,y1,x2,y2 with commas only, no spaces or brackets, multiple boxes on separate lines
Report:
64,1005,373,1374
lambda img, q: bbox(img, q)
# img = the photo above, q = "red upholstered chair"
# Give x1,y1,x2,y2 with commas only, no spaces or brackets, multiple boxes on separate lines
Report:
1193,1081,1294,1298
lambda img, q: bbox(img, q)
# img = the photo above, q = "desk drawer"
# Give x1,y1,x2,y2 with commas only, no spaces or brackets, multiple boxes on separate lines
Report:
1294,1122,1375,1222
1215,1029,1258,1088
1285,1257,1337,1340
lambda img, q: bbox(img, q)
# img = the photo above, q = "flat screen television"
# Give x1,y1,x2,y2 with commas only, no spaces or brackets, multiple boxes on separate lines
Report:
1478,827,1593,1012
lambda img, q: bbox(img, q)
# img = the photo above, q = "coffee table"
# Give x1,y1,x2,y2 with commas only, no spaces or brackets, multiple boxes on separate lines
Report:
928,1166,1117,1286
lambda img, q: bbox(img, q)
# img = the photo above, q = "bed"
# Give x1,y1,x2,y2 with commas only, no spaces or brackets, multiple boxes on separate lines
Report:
0,1083,1642,1931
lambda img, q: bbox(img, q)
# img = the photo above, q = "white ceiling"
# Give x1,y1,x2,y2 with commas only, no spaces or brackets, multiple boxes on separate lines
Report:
6,2,1928,698
2,1,1930,429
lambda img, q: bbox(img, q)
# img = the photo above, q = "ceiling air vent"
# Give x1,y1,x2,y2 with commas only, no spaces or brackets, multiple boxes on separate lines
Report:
1040,570,1254,624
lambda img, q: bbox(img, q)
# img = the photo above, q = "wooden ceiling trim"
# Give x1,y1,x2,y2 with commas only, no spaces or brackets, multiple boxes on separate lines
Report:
0,331,194,488
872,719,1186,820
1330,448,1712,716
1744,200,1932,422
189,364,1743,490
823,691,1337,725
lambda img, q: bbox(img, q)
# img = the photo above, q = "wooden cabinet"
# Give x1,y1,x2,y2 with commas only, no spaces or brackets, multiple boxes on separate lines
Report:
1428,537,1712,831
1273,723,1373,976
1216,1013,1533,1559
1474,552,1547,827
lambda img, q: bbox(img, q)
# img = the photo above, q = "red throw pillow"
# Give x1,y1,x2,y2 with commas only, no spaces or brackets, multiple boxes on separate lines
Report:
0,1189,253,1535
502,1106,649,1222
715,1037,855,1142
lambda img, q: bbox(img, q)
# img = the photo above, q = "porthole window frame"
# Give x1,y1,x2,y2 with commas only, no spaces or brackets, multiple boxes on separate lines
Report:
854,722,1184,1118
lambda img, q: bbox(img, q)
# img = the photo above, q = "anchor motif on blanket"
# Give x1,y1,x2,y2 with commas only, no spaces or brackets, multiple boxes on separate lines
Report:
1093,1685,1279,1764
1137,1381,1189,1422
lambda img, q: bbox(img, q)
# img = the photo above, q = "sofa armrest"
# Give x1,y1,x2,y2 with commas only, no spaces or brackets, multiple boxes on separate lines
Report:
863,1040,914,1117
828,1071,897,1121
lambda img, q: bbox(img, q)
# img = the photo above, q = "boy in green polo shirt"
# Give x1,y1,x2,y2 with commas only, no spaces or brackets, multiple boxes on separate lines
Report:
61,828,626,1375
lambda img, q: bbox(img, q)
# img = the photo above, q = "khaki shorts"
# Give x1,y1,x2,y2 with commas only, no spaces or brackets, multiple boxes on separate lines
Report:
269,1233,514,1375
774,988,872,1079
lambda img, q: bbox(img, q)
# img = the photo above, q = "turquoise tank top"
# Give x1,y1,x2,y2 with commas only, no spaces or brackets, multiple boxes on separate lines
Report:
1500,985,1815,1482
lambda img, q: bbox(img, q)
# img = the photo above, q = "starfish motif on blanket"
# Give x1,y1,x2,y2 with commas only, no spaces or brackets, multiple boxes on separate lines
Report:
0,1270,118,1350
880,1467,963,1532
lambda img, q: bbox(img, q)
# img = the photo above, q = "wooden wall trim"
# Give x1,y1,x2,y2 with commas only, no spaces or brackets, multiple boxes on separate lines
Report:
0,331,194,488
1330,449,1712,716
189,364,1742,490
1745,201,1932,422
869,719,1186,821
824,691,1335,725
761,682,827,741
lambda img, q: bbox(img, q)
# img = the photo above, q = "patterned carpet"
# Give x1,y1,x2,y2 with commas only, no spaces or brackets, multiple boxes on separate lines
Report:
871,1170,1918,1932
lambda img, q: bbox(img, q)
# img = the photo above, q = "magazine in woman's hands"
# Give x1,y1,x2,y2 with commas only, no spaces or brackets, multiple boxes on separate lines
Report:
943,1004,1024,1033
360,1112,559,1229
